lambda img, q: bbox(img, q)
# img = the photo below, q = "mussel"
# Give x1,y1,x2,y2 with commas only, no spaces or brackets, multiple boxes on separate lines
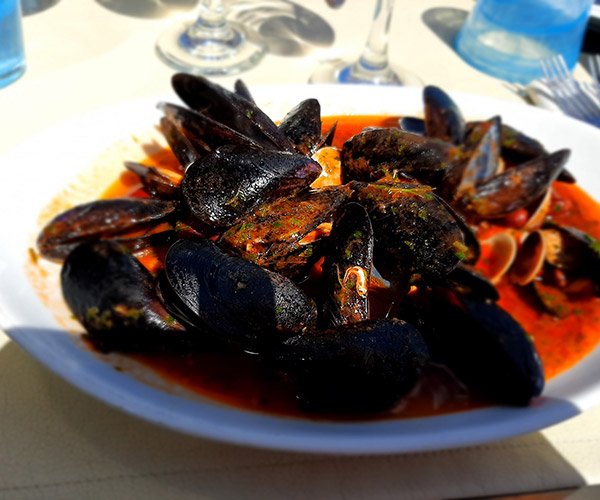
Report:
182,145,322,230
400,287,544,405
37,198,179,260
163,239,318,351
269,318,430,412
61,240,190,352
321,202,374,327
350,181,466,290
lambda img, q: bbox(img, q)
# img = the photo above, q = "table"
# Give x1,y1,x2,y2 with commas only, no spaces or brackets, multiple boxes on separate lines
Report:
2,1,600,498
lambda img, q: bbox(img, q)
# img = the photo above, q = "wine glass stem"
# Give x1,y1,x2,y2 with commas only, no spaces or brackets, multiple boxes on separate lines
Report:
353,0,395,74
186,0,231,39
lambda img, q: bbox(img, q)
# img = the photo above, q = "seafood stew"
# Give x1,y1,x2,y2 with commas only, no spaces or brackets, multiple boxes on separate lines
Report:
31,76,600,420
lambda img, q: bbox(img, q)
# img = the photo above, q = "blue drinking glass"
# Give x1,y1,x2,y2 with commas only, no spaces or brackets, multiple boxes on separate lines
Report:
455,0,594,84
0,0,26,88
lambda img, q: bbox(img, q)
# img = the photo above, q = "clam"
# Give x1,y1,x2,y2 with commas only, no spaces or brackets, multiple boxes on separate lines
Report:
480,232,518,284
510,231,546,286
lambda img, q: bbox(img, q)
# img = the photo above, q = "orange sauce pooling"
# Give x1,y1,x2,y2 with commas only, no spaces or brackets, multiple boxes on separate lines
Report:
100,115,600,420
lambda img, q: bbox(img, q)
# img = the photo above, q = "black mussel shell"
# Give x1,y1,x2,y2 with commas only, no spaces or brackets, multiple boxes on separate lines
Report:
401,287,544,405
61,241,190,352
37,198,179,260
159,102,259,156
269,318,429,413
171,73,294,152
159,116,199,169
465,122,575,183
182,145,322,230
423,85,466,145
436,195,480,264
220,185,352,275
444,264,500,302
459,149,571,219
234,79,254,103
124,162,180,200
466,121,547,165
398,116,426,135
164,239,318,351
341,128,462,187
321,202,374,328
350,182,466,290
278,98,322,155
442,116,501,202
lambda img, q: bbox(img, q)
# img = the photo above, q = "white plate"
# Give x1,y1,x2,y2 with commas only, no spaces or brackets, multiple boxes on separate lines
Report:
2,84,600,455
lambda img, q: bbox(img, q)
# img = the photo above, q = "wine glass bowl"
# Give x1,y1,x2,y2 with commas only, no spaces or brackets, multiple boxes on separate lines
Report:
156,0,266,76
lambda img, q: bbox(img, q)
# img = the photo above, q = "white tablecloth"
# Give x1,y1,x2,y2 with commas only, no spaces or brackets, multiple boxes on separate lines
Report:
2,1,599,498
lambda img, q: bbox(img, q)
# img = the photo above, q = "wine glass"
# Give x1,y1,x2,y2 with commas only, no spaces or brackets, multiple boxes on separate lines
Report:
156,0,267,76
310,0,421,85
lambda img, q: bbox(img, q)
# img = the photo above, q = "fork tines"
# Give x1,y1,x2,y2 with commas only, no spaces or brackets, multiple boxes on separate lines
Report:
539,54,600,126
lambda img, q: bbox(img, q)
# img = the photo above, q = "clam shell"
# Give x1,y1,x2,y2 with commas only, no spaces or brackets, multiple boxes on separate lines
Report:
510,231,546,286
480,232,518,284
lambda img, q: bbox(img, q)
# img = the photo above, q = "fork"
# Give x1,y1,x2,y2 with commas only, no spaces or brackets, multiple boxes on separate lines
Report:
588,53,600,99
539,55,600,127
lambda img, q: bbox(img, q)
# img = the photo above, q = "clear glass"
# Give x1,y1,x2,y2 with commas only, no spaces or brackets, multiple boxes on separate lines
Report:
455,0,594,84
310,0,421,85
156,0,266,77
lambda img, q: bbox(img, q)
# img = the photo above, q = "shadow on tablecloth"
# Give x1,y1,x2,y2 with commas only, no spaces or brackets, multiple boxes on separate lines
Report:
422,7,468,53
0,340,586,500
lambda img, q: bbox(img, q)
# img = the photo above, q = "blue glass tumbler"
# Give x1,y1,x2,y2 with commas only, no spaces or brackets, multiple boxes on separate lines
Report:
0,0,26,88
455,0,593,84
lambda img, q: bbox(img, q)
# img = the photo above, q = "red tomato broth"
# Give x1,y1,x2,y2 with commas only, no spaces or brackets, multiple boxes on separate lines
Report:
97,115,600,420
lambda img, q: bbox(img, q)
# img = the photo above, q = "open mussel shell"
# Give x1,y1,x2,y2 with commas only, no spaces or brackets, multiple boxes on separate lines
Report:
341,128,461,187
463,122,574,184
450,116,502,200
233,79,254,103
540,224,599,271
465,121,545,165
220,185,351,275
182,144,322,230
268,318,429,413
124,162,181,200
459,149,570,219
278,98,322,155
171,73,294,152
159,102,259,156
532,275,573,318
350,181,466,290
163,239,317,351
321,203,374,328
159,116,199,169
37,198,179,260
398,116,426,135
61,241,190,353
401,287,544,406
540,223,600,295
423,85,466,145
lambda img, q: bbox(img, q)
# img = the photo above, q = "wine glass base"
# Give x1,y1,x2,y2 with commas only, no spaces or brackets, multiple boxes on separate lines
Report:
309,58,422,86
156,21,266,77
